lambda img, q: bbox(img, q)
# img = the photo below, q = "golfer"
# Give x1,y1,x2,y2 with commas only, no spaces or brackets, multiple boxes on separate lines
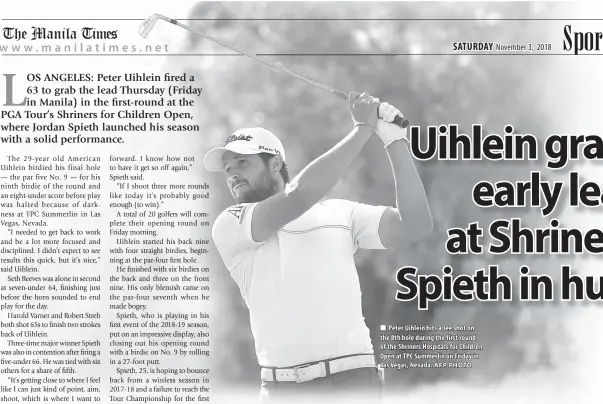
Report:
204,92,432,403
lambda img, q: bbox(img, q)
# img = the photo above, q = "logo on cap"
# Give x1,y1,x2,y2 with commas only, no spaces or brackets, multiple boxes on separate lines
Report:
224,134,253,146
259,145,279,154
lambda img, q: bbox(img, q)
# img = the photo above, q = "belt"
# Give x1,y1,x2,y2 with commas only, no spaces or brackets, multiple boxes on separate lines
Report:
261,354,376,383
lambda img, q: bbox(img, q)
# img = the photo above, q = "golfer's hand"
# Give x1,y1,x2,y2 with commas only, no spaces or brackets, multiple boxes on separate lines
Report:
375,102,408,148
349,92,379,130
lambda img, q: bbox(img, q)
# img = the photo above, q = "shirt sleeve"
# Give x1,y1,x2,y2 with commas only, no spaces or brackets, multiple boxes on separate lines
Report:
211,203,264,270
348,201,389,250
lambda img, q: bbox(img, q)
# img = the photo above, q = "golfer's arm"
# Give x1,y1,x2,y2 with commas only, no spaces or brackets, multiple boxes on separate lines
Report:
378,139,432,248
250,125,373,242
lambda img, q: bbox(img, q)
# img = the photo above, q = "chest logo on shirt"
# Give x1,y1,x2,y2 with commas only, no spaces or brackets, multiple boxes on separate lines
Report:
228,205,248,224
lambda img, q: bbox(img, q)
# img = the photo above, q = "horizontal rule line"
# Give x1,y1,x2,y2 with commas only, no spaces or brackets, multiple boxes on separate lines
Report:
2,18,603,21
0,53,596,57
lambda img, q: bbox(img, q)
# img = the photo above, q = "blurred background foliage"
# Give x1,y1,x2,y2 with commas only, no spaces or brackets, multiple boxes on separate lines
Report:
173,0,571,392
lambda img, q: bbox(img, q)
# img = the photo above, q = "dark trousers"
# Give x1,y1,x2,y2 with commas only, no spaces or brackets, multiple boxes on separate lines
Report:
259,366,383,404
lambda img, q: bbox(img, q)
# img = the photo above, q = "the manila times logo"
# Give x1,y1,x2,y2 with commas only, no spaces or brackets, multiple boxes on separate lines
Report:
563,24,603,55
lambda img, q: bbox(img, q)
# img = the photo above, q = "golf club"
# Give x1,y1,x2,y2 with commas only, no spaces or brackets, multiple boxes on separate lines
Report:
140,14,410,128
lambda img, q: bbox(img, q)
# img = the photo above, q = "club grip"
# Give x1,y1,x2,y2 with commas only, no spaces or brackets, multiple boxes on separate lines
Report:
378,103,409,129
392,114,409,129
338,90,410,128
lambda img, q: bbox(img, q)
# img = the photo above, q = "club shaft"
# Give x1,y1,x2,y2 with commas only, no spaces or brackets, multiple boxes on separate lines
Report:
146,15,409,127
167,19,347,99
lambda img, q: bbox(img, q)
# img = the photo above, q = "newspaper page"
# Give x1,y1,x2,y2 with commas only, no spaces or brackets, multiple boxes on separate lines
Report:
1,1,602,404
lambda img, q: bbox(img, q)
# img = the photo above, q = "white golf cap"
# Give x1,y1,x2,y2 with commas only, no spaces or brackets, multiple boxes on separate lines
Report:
203,127,286,172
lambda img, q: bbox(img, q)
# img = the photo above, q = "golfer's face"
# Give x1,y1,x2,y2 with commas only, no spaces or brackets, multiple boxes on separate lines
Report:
222,152,269,202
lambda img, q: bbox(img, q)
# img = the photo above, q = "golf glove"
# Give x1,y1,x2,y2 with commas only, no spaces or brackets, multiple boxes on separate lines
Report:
376,102,408,147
